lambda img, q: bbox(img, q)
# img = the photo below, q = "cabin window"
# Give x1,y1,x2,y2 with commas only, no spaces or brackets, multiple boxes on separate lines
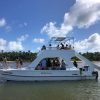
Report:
35,57,66,70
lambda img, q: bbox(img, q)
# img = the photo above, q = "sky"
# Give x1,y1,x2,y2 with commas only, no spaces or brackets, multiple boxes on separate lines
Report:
0,0,100,52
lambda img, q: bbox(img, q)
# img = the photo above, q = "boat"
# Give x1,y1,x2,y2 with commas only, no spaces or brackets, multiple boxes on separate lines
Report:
0,37,99,81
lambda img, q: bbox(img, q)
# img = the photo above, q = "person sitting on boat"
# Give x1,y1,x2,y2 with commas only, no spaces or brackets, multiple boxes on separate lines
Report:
60,43,64,49
69,45,71,49
35,63,41,70
64,44,68,49
41,59,47,70
41,45,46,50
60,60,66,70
46,58,52,70
52,59,57,70
54,58,60,70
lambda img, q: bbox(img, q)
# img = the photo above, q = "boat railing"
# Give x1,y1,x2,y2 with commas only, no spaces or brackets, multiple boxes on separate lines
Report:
46,46,57,50
41,46,74,51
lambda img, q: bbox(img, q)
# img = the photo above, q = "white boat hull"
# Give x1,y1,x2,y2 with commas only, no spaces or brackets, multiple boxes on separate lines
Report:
1,76,96,81
0,69,96,81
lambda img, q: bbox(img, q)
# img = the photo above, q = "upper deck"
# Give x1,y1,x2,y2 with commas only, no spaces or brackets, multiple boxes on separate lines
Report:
29,37,75,69
41,37,74,51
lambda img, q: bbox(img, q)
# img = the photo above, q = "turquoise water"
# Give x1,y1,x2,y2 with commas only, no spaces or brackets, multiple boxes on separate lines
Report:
0,62,100,100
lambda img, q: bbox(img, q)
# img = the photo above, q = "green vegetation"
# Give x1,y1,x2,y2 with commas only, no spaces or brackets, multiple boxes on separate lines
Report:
0,51,100,61
72,52,100,61
82,52,100,61
0,51,37,62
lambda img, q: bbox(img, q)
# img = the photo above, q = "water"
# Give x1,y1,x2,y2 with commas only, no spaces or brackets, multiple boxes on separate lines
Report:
0,62,100,100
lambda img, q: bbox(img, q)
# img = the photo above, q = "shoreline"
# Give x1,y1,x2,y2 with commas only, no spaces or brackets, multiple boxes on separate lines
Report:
0,61,31,62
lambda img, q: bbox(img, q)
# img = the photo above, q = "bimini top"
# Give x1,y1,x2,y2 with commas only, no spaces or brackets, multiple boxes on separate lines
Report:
50,37,66,41
49,37,74,42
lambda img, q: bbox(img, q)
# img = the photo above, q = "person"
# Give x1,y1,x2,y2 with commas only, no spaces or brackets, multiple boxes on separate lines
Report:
16,57,20,68
41,45,46,50
54,58,60,70
69,45,71,49
79,68,82,75
57,44,59,49
61,60,66,70
48,44,52,49
19,58,23,67
60,43,64,49
41,59,47,70
35,63,41,70
52,59,56,70
65,44,68,49
46,58,51,70
73,60,78,68
3,56,8,69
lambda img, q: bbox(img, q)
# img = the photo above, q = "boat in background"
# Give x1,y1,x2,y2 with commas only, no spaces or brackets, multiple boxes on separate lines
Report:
0,37,99,81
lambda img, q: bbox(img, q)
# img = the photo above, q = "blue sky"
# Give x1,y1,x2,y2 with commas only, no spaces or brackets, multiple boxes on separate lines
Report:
0,0,100,52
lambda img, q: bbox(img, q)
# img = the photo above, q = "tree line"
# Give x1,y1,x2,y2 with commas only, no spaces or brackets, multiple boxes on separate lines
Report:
0,51,100,61
72,52,100,61
0,51,37,62
82,52,100,61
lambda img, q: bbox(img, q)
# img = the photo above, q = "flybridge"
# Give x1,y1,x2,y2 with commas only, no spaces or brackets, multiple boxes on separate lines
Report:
47,37,74,50
49,37,74,43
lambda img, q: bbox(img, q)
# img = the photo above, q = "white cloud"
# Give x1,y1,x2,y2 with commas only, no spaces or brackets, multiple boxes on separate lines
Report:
0,34,28,51
23,22,28,26
17,34,29,42
0,18,12,32
0,38,7,50
8,41,23,51
41,22,72,37
19,22,28,28
0,18,6,27
8,34,29,51
0,38,7,45
41,0,100,37
37,47,41,50
64,0,100,28
5,26,12,32
74,33,100,52
33,38,45,43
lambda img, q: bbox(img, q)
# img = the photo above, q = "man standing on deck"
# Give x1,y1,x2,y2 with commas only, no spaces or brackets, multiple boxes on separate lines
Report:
3,56,8,69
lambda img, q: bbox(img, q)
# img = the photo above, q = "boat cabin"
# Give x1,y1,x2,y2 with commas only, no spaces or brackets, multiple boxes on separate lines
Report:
29,37,80,70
